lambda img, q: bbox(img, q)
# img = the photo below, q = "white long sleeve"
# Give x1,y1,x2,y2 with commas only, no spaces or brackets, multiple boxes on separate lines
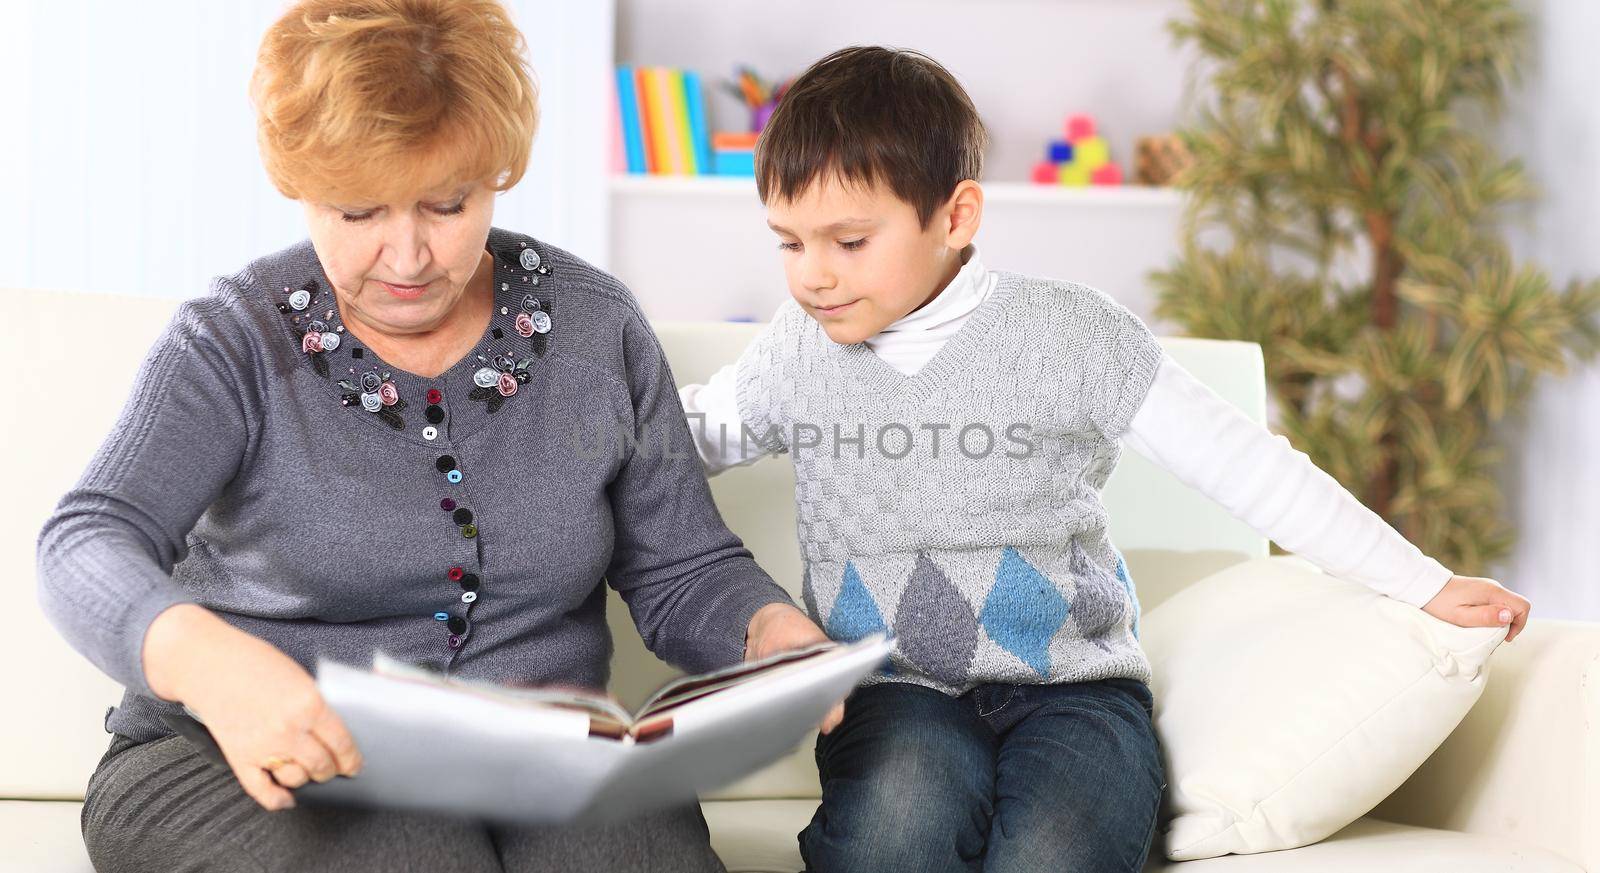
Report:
1123,356,1454,607
680,361,768,475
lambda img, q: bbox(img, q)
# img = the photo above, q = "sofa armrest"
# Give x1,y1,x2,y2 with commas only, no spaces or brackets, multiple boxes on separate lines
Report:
1371,617,1600,871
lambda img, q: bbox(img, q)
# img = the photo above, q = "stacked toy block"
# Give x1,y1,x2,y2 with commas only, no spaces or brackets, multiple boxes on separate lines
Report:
1031,114,1123,187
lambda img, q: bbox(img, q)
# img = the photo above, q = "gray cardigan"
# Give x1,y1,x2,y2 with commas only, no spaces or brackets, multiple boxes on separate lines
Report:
36,226,794,743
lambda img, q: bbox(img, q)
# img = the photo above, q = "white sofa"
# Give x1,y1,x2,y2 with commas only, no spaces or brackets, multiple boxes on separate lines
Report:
4,288,1596,872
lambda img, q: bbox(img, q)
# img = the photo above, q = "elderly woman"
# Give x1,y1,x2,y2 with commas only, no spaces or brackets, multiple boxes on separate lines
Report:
34,1,832,870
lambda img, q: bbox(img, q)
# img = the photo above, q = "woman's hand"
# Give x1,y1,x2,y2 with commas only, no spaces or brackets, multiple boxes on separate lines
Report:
745,602,845,734
1421,575,1531,643
143,604,363,811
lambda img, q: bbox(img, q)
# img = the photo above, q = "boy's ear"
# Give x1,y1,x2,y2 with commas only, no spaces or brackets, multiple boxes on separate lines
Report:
942,180,984,249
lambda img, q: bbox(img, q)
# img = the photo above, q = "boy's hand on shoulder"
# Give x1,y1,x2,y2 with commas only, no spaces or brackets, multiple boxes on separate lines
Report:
745,602,846,734
1421,575,1531,643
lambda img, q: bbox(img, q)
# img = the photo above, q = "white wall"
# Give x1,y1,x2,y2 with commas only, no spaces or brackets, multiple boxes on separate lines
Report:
0,0,614,300
1497,0,1600,619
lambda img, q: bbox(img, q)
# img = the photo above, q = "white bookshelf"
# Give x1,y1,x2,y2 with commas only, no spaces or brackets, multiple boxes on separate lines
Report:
607,173,1189,325
607,0,1194,325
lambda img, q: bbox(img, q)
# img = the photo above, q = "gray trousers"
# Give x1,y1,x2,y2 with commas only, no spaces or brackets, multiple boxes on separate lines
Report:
81,734,728,873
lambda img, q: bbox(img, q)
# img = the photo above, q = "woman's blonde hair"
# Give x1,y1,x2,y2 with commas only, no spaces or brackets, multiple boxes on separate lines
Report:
250,0,538,203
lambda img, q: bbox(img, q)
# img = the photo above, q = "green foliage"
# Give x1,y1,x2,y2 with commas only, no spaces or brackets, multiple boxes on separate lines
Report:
1154,0,1600,571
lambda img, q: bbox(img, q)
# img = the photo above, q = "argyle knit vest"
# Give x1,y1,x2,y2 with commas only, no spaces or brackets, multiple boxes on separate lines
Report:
735,271,1165,694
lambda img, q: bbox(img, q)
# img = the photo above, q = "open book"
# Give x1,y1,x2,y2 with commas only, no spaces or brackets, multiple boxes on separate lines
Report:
176,634,892,825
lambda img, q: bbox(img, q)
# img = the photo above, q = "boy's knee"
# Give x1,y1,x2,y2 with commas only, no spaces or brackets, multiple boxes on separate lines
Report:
801,821,982,873
800,783,989,873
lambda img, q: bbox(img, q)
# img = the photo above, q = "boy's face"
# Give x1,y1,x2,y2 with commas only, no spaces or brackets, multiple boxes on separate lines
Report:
765,174,982,345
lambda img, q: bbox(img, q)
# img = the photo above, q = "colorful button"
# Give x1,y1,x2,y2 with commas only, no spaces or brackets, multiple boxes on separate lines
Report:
460,523,477,538
426,389,442,404
422,426,438,440
447,616,467,635
452,508,473,525
425,405,445,424
440,497,457,511
434,612,449,621
459,573,480,591
448,566,464,582
447,470,463,484
447,635,462,649
436,456,457,472
461,591,477,604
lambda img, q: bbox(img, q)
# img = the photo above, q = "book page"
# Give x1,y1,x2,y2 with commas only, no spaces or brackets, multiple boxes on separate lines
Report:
371,652,636,727
633,639,841,718
310,658,623,823
303,636,894,825
579,634,895,823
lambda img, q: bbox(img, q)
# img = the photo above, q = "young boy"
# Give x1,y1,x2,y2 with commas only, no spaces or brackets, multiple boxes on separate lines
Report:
680,46,1531,873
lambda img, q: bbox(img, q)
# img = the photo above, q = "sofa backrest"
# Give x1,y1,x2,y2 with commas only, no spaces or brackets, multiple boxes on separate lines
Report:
4,289,1266,802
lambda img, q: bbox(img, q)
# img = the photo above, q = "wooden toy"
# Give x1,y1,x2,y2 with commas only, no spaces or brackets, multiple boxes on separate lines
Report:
1135,134,1194,186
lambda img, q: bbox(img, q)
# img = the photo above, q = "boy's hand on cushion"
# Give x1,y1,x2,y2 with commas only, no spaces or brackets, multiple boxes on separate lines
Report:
745,602,846,734
1421,575,1531,642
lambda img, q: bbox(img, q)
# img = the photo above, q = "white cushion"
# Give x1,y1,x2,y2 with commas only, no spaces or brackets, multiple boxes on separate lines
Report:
1141,557,1504,861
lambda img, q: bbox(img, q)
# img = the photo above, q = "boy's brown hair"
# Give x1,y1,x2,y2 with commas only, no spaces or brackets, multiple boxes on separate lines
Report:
754,46,988,228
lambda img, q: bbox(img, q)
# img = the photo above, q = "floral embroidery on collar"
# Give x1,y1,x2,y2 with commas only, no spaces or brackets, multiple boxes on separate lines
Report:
277,236,555,428
465,241,554,416
279,280,342,378
337,369,408,430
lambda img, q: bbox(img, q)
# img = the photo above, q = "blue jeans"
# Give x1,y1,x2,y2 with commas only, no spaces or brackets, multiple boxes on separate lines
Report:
798,679,1165,873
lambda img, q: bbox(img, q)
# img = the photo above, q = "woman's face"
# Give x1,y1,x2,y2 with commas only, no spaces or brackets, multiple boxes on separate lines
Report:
302,177,495,338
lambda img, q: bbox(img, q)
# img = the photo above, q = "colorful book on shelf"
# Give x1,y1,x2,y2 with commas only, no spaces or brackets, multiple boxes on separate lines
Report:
615,64,647,174
642,67,680,174
713,131,760,177
683,70,713,174
609,68,626,174
615,65,718,176
638,66,666,173
633,66,660,174
667,68,698,175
